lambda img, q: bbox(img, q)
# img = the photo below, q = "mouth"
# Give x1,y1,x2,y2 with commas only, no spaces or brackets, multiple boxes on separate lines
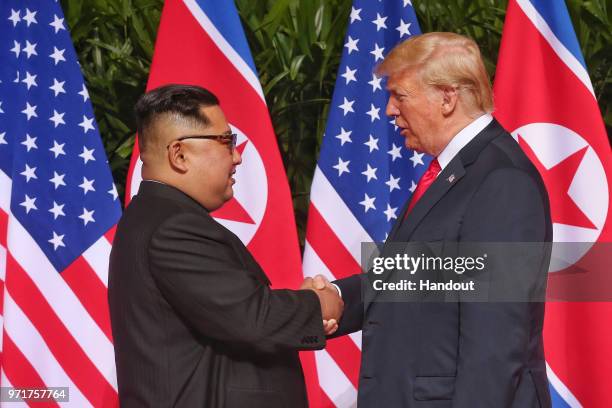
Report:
394,119,408,135
230,170,236,184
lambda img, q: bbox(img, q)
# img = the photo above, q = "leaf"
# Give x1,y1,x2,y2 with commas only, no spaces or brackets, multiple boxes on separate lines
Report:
289,55,306,80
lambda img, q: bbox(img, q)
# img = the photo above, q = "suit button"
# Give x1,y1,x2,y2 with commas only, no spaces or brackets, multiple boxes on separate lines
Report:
301,335,319,344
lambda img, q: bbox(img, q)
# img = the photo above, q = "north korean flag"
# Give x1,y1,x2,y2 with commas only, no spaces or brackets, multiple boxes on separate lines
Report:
494,1,612,407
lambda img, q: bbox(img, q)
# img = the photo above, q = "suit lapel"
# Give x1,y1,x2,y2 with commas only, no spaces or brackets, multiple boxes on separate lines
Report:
364,119,506,313
390,119,505,243
393,159,466,242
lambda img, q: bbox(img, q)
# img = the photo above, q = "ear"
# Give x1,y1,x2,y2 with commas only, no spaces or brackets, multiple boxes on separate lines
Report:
167,141,188,173
440,85,459,116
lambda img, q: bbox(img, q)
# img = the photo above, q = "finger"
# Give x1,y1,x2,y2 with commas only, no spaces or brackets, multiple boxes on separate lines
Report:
324,322,338,335
323,321,332,333
323,319,337,333
299,277,313,289
315,274,329,284
313,275,329,290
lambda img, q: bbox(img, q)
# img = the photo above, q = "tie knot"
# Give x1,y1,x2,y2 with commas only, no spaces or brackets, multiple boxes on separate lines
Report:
428,158,441,174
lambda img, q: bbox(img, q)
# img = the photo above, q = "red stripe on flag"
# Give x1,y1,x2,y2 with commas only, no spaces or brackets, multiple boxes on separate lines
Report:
0,279,4,320
324,337,361,388
1,209,7,320
300,351,322,407
104,225,117,245
0,281,3,316
0,208,7,248
319,386,338,408
62,256,113,341
5,253,117,406
305,205,361,280
2,331,59,408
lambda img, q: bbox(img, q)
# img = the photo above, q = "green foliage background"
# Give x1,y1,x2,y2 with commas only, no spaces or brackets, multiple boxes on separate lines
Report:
61,0,611,243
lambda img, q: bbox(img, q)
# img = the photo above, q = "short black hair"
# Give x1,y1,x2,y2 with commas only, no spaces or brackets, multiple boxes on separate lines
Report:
134,84,219,151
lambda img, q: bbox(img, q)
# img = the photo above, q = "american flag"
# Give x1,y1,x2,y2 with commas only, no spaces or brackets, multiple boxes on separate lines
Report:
0,0,121,406
302,0,423,405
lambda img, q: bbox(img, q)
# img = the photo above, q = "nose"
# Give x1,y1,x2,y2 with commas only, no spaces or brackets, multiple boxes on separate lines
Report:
385,97,400,117
232,146,242,166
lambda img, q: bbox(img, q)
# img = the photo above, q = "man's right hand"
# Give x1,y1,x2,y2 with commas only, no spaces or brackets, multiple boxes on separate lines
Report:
301,276,343,327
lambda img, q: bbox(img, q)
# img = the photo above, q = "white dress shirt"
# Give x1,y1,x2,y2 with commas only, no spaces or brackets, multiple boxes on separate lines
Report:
436,113,493,171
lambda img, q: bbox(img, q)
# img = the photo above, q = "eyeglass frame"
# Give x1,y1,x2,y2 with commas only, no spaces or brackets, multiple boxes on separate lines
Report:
166,132,238,152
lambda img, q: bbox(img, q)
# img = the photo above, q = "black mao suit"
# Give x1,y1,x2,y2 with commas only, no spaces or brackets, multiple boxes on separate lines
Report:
108,181,324,407
334,119,553,407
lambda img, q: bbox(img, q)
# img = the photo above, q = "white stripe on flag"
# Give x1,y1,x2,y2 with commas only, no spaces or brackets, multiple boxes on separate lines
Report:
315,349,358,408
303,241,339,282
0,242,6,282
348,331,362,351
181,0,266,102
516,0,595,97
310,167,373,263
0,177,9,214
83,236,113,287
3,292,92,407
546,362,582,408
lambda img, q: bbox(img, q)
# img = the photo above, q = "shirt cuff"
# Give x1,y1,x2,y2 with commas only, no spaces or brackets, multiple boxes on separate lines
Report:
331,283,342,299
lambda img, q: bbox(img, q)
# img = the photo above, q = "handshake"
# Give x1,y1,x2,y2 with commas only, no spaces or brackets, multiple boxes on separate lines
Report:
300,275,343,336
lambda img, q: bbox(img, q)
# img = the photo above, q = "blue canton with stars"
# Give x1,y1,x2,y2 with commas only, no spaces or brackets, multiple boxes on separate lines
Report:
318,0,429,242
0,0,121,271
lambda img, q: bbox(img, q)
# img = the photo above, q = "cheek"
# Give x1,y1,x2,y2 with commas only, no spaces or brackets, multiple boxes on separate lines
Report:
400,100,422,120
212,157,232,182
397,105,411,123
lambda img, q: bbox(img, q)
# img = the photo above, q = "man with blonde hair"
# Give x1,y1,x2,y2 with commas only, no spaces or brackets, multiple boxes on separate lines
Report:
307,33,552,407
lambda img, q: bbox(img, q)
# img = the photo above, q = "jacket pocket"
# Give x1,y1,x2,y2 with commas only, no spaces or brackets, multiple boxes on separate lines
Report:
225,387,285,408
413,376,455,401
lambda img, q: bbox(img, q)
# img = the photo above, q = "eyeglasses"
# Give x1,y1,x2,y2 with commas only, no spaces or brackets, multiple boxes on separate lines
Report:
166,133,237,152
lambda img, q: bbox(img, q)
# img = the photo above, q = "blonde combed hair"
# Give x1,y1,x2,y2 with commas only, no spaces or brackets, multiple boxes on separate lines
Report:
377,32,494,114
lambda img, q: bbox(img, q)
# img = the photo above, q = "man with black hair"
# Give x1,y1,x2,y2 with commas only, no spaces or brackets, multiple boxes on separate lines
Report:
108,84,342,407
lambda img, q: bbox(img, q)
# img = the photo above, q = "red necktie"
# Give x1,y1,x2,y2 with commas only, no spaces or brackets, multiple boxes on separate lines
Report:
404,158,441,218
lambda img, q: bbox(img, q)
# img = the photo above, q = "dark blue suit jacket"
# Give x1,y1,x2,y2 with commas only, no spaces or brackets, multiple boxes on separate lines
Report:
334,119,553,408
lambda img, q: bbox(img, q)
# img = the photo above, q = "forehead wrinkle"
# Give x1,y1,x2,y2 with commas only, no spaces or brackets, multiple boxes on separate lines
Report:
387,79,417,96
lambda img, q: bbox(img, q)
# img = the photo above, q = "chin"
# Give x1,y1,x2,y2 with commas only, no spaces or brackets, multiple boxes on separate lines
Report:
404,139,421,153
223,189,234,202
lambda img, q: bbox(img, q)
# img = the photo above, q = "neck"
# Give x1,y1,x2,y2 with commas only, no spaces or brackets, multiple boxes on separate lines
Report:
432,112,482,156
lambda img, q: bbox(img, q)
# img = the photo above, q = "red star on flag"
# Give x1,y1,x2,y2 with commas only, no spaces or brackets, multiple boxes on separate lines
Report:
519,135,596,230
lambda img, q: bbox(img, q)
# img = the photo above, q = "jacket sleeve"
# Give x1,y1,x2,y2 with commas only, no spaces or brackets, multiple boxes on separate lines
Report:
331,274,365,337
452,168,550,407
148,212,325,353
